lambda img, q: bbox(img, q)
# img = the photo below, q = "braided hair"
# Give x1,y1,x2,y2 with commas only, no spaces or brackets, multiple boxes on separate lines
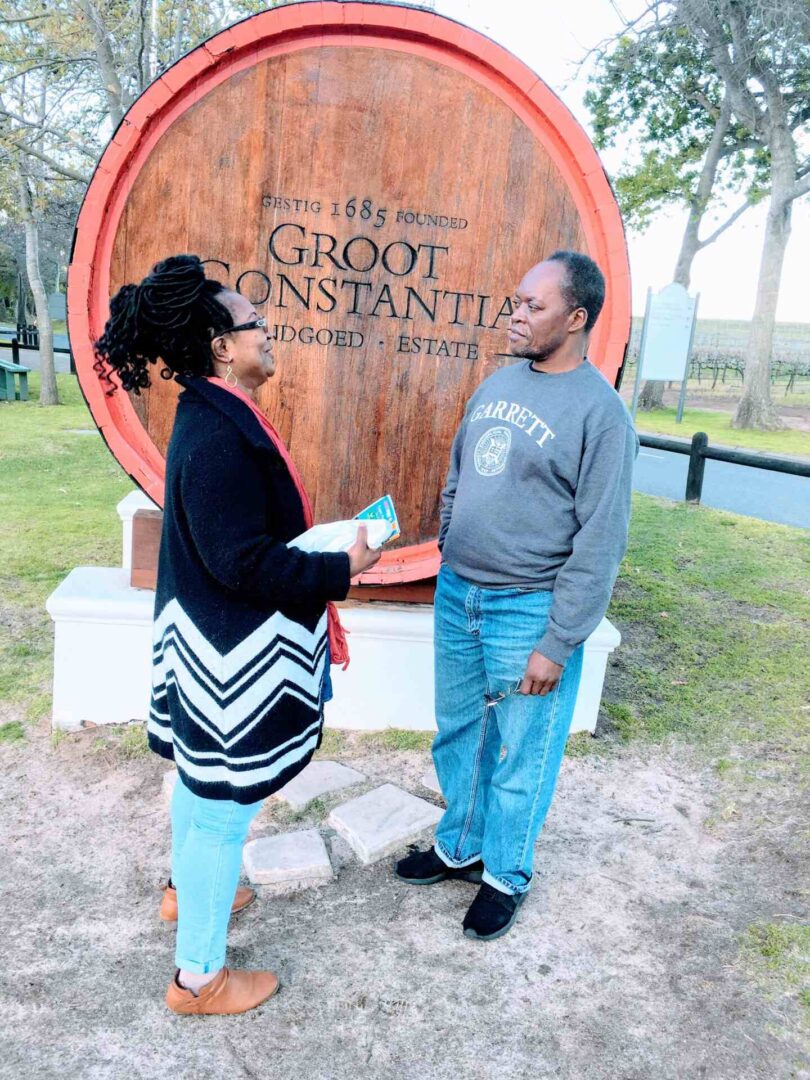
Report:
93,254,234,394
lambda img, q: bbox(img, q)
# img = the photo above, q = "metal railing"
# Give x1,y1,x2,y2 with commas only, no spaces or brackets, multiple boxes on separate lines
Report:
0,335,74,373
639,432,810,503
16,323,39,348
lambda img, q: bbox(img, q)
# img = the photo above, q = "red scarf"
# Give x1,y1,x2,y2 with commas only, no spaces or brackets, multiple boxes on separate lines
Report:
206,377,350,668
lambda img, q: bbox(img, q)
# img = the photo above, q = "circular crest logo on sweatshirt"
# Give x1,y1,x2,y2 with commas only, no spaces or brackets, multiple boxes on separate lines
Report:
474,426,511,476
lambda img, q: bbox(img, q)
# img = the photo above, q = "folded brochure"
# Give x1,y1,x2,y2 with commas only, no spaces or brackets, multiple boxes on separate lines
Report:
354,494,400,542
288,494,400,553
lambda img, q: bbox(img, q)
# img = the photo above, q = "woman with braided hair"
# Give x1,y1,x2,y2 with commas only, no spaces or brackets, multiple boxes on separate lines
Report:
95,254,381,1015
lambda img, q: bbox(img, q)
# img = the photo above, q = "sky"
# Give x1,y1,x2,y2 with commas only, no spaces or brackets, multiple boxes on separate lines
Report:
430,0,810,322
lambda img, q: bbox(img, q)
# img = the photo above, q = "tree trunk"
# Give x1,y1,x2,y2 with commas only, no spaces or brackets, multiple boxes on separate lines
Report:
638,98,731,412
149,0,159,80
637,378,666,410
733,131,794,430
78,0,126,125
172,0,188,62
17,169,58,406
137,0,157,90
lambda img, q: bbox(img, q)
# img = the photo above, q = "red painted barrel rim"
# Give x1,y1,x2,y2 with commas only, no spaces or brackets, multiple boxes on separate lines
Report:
68,0,630,585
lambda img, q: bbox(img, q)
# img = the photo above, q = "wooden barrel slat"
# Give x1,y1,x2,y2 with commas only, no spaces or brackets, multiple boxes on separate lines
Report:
70,4,630,584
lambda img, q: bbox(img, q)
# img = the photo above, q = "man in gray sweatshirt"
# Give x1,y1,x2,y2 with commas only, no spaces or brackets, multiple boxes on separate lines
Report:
395,250,637,940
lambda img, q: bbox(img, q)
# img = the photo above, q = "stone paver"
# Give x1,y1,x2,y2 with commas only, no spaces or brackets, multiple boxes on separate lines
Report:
276,760,366,811
242,828,334,894
420,765,443,797
327,783,442,864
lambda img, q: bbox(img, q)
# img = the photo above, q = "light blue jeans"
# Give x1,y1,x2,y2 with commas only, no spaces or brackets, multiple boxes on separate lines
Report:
170,776,263,974
433,564,584,896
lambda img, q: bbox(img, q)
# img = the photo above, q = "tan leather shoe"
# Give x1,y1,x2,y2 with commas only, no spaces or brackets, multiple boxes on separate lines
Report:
159,883,256,922
166,967,279,1015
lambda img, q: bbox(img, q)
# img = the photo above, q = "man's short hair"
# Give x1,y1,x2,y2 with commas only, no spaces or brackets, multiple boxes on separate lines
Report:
547,250,605,333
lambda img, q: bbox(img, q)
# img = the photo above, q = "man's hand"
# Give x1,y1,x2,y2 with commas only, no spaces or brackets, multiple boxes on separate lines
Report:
519,650,563,697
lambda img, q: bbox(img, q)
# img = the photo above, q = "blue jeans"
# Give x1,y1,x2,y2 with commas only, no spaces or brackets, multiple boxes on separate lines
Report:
170,776,263,973
432,564,583,896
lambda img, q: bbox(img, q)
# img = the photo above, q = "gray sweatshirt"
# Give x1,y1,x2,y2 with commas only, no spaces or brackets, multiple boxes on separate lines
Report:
439,358,638,666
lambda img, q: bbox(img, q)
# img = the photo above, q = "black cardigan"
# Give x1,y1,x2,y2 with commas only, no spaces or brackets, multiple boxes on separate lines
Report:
147,376,351,803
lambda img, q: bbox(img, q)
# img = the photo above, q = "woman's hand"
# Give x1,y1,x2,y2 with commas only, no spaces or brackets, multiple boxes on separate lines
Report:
347,524,383,577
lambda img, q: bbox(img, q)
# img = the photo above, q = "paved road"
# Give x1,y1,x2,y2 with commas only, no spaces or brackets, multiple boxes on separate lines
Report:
634,444,809,529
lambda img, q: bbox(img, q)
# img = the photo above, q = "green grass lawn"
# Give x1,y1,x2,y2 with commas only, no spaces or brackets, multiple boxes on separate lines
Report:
1,374,808,778
605,497,809,768
634,406,810,458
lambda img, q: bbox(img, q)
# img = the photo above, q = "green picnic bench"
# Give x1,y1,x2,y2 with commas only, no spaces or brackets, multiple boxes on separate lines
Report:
0,357,31,401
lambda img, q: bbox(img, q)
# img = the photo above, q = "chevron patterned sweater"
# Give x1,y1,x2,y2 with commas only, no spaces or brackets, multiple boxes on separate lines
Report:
147,377,351,803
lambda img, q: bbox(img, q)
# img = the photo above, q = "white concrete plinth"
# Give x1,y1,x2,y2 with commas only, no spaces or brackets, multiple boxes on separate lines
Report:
117,491,159,571
326,605,436,731
576,618,621,733
46,567,154,730
46,568,621,736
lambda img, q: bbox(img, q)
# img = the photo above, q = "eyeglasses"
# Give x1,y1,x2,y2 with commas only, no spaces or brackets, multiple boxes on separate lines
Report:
211,317,267,340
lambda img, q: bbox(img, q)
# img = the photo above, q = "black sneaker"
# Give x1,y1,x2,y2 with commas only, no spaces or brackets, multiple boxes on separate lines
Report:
395,846,484,885
462,883,526,940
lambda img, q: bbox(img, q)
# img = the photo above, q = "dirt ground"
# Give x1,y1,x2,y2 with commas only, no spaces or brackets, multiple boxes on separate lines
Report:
0,725,806,1080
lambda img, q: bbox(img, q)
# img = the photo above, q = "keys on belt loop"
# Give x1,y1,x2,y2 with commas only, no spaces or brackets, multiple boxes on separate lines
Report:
483,679,523,710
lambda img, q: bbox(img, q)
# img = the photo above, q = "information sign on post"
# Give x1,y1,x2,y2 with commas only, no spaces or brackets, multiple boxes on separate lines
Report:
631,282,699,422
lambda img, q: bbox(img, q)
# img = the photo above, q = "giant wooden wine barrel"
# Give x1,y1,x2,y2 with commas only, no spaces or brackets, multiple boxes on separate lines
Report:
68,1,630,585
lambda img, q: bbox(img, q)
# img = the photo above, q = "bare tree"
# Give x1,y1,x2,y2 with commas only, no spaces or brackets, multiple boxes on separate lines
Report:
16,161,58,404
171,0,188,63
0,66,68,404
0,0,285,403
75,0,129,125
586,14,769,410
639,91,767,409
